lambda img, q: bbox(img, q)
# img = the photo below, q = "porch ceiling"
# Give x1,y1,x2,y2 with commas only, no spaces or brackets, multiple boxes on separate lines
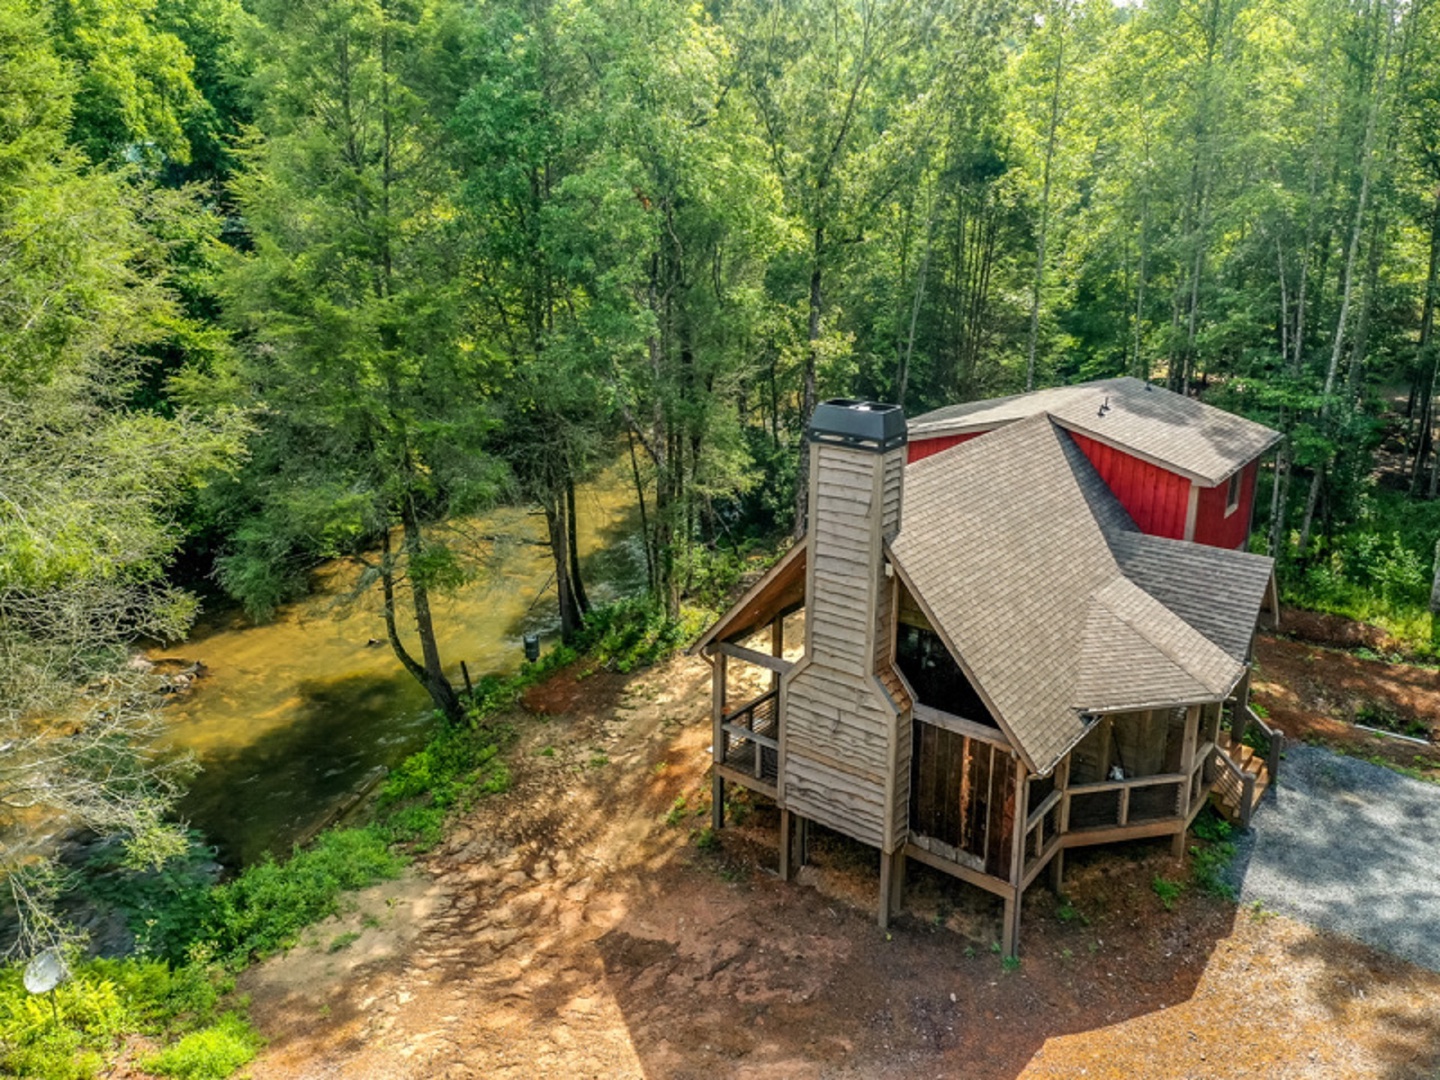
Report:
691,541,807,653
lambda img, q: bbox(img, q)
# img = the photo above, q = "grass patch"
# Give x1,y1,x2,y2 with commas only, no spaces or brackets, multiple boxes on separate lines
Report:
203,827,405,970
1151,875,1184,910
1353,701,1431,740
0,956,248,1080
139,1011,262,1080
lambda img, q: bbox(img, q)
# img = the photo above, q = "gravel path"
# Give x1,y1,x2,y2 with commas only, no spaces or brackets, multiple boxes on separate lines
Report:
1233,743,1440,972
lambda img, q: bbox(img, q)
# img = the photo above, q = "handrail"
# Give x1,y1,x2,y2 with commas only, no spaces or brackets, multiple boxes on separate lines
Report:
1025,789,1063,832
1212,745,1257,828
1065,770,1187,796
721,722,777,750
722,686,777,726
1246,705,1284,781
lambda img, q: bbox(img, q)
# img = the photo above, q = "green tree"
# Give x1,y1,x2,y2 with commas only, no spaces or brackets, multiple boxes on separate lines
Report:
0,0,240,953
218,0,495,722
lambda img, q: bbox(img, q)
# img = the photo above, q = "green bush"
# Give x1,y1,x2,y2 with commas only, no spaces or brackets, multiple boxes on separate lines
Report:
0,958,238,1080
202,828,405,969
1190,841,1238,900
140,1012,262,1080
1277,489,1440,658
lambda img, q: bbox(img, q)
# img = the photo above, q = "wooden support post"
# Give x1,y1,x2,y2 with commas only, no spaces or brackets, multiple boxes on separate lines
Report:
1001,892,1021,959
878,851,895,928
1170,826,1188,861
1048,849,1065,894
779,809,792,881
1004,771,1028,959
770,616,784,693
711,650,727,831
884,849,907,924
1179,704,1200,816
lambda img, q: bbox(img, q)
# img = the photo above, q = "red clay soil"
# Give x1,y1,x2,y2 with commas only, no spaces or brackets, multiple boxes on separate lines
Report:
237,651,1440,1080
1253,631,1440,778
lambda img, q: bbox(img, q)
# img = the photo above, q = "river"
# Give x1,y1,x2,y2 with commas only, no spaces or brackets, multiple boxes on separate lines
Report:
154,465,644,868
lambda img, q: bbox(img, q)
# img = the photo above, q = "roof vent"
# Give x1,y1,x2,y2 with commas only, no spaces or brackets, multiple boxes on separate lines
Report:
807,399,907,452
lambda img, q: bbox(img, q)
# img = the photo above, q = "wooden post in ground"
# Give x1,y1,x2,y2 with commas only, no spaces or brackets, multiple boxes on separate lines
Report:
878,851,895,928
878,848,906,927
1050,755,1069,892
770,616,784,693
779,809,793,881
1174,703,1200,861
1003,772,1029,958
711,650,727,831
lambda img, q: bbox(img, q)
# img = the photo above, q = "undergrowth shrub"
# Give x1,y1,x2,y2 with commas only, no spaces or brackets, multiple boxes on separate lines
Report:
139,1011,262,1080
1188,808,1238,900
202,828,404,969
0,957,242,1080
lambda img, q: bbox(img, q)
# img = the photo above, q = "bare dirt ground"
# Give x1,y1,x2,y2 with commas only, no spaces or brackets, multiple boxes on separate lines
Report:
1254,618,1440,779
237,648,1440,1080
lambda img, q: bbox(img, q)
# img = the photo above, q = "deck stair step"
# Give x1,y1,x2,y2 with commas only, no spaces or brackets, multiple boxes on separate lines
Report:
1211,730,1272,826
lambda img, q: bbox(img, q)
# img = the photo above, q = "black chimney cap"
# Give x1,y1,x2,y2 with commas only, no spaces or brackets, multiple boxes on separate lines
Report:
807,399,907,452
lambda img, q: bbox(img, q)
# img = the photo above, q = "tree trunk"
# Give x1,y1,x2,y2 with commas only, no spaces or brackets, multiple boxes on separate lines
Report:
627,426,657,592
1267,445,1289,556
543,496,583,642
399,505,463,722
1300,7,1393,551
566,474,590,614
1025,11,1066,393
1411,187,1440,492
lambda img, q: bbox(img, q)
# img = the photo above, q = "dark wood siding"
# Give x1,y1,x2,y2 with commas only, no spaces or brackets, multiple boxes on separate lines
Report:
909,722,1016,877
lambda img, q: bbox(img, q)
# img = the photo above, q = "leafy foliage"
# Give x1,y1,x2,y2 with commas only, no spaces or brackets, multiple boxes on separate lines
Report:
201,829,405,970
0,956,244,1080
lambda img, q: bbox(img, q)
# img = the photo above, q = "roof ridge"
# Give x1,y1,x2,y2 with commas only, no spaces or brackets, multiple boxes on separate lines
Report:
1088,577,1238,697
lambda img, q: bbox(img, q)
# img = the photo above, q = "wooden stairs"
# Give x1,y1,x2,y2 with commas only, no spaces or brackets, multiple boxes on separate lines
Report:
1210,705,1284,829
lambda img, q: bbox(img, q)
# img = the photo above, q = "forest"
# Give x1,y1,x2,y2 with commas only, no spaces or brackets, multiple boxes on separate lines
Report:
2,0,1440,1063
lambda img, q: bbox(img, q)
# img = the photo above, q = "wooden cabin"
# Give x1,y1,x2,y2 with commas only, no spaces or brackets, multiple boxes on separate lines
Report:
694,382,1284,957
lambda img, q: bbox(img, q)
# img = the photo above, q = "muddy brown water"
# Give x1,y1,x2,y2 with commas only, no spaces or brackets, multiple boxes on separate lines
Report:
154,466,644,868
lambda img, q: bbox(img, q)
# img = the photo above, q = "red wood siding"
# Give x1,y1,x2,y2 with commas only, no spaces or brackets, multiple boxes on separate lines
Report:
1193,458,1260,550
907,432,984,463
1065,431,1191,540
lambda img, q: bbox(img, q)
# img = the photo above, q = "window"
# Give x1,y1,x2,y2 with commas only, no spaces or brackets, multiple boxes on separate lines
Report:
895,624,998,727
1224,470,1242,516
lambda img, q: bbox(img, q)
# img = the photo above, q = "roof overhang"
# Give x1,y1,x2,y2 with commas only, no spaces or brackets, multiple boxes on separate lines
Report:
689,541,808,655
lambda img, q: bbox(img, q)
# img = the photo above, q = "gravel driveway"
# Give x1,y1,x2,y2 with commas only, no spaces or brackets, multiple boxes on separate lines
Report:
1233,743,1440,972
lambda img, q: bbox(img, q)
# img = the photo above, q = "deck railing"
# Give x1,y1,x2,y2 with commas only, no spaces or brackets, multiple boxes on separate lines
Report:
719,687,780,783
1228,704,1284,783
1211,749,1256,828
1063,772,1187,833
1022,788,1064,879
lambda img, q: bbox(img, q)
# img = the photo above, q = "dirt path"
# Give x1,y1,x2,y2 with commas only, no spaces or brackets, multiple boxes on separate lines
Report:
240,654,1440,1080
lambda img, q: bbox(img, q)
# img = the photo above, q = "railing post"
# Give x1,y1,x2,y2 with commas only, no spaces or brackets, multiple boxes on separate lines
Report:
1117,786,1130,826
1266,725,1283,784
1240,773,1256,830
754,702,764,780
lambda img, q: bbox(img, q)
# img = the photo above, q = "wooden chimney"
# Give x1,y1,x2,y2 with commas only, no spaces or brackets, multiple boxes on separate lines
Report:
782,401,911,862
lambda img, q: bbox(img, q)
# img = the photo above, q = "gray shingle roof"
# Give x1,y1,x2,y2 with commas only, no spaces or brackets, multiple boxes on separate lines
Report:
909,377,1281,485
889,414,1273,775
